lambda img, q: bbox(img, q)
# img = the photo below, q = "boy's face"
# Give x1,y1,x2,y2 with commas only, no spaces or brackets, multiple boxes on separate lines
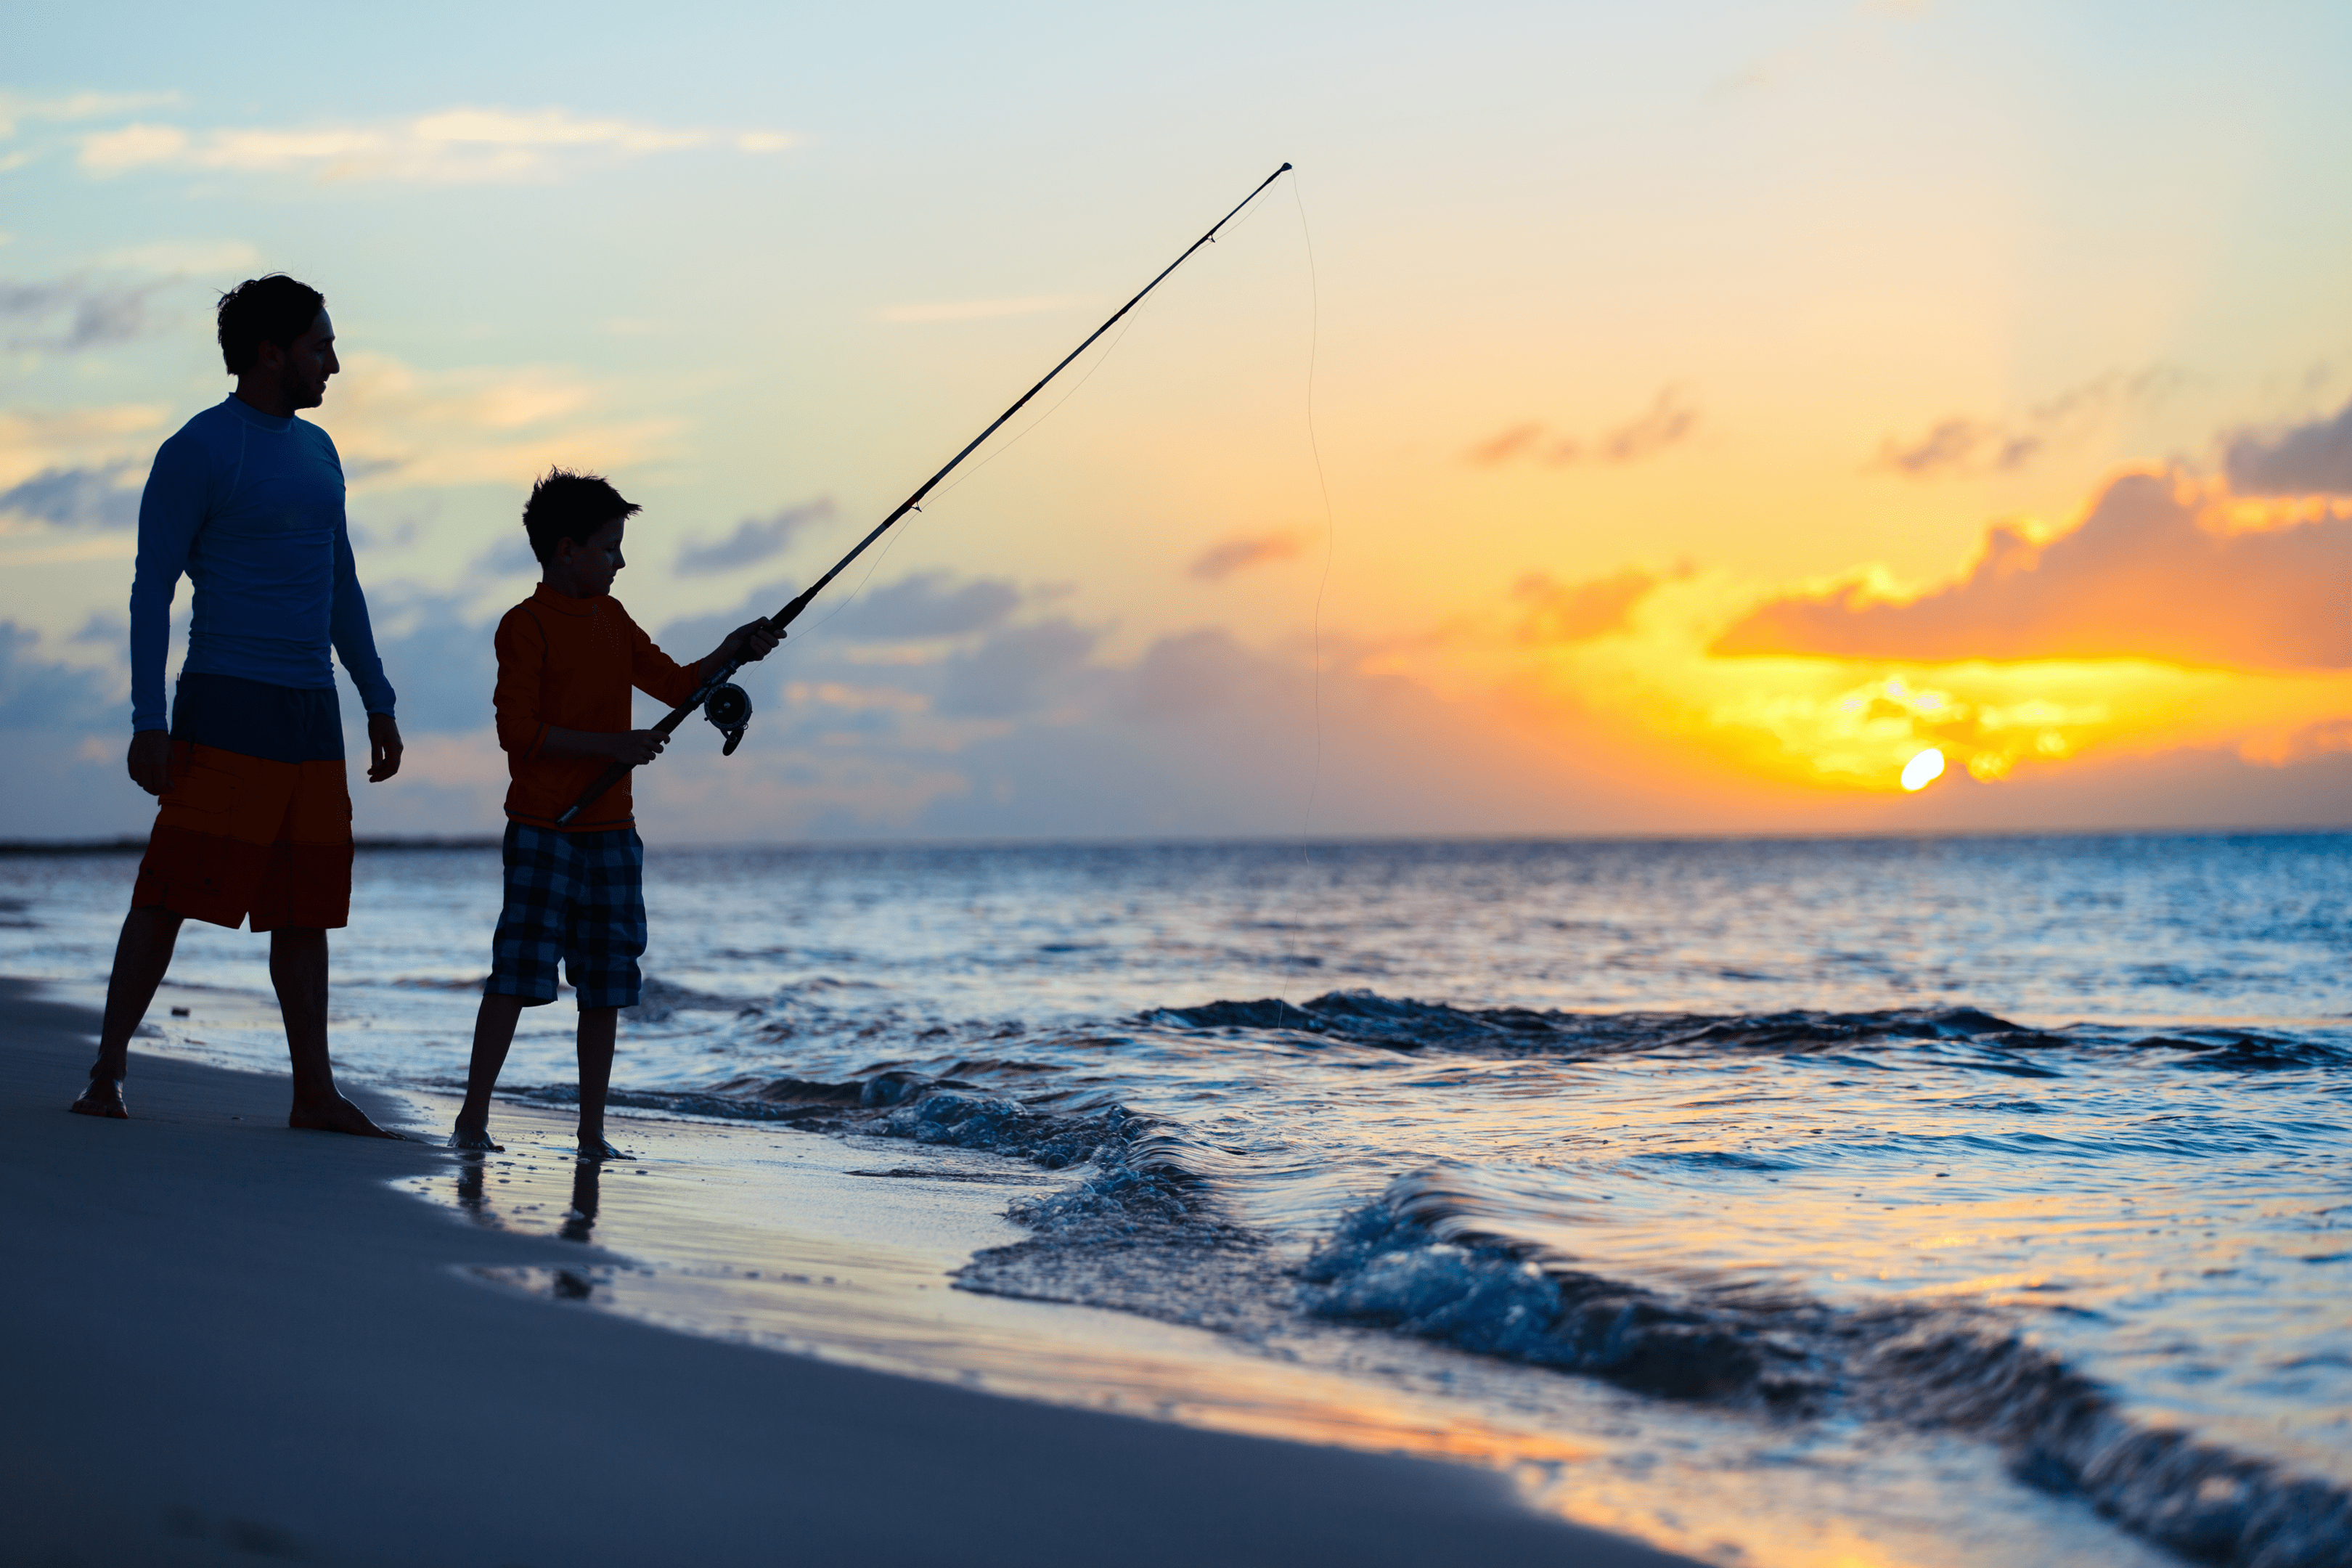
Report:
554,515,627,597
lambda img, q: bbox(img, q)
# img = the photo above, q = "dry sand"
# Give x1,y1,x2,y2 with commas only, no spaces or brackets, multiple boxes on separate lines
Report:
1,979,1696,1568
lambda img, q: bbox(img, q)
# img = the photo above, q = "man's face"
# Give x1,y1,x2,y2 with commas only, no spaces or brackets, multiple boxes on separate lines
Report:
271,309,339,409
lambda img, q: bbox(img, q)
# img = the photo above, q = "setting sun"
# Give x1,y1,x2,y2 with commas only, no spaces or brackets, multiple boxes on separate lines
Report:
1900,748,1945,792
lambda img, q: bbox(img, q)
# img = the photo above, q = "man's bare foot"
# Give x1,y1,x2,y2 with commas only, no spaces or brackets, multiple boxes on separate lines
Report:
288,1095,406,1139
70,1075,128,1119
449,1121,503,1152
577,1134,630,1161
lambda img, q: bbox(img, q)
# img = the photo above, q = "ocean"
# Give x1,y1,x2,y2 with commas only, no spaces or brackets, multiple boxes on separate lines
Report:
7,833,2349,1567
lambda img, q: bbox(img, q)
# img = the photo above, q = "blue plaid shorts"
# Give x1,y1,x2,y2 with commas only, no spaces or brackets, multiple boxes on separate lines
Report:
485,822,645,1009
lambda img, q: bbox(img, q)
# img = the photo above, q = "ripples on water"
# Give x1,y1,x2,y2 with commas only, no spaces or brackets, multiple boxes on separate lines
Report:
7,834,2350,1565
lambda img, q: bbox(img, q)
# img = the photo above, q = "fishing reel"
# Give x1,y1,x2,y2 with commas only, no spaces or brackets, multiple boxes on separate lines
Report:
703,682,753,756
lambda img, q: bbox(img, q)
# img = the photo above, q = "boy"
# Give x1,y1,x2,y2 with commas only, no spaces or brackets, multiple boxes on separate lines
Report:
450,469,778,1156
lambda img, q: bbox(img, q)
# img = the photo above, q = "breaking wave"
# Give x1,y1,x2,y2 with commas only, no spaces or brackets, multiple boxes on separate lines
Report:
1303,1177,2352,1568
1148,990,2345,1069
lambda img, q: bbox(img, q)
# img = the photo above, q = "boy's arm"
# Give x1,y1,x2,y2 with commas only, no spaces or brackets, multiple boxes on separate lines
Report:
627,617,780,708
495,610,667,767
492,611,551,762
538,725,667,765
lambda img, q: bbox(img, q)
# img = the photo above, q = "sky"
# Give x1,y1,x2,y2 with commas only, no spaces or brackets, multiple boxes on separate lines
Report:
5,1,2352,843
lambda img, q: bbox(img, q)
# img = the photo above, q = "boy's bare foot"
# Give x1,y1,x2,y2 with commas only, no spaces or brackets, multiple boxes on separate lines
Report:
288,1095,406,1139
70,1075,128,1119
449,1121,504,1152
577,1134,631,1161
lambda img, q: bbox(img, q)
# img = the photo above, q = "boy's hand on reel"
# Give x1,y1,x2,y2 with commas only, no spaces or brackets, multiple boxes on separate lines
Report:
720,618,782,665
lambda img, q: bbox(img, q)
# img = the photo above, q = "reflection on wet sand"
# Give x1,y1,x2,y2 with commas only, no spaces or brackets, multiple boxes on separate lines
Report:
560,1161,599,1244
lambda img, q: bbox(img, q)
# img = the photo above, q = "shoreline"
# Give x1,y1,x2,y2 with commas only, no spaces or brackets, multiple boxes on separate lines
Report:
5,822,2351,857
0,977,1692,1568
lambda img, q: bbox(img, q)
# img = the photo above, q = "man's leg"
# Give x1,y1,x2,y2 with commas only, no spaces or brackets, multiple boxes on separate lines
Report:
574,1007,624,1159
70,905,187,1116
452,992,528,1151
271,926,400,1138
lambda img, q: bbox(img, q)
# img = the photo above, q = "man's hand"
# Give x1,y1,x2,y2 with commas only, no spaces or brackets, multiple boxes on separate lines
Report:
127,730,173,796
603,730,669,767
367,712,404,783
714,618,782,666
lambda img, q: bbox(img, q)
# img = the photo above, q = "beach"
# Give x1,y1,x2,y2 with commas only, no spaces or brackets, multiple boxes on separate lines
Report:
0,978,1692,1568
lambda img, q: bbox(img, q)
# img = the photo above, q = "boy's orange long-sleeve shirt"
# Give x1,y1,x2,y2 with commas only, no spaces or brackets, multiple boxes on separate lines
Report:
494,583,703,832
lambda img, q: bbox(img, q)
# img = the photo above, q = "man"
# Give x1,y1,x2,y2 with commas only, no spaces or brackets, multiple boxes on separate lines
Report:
70,274,404,1137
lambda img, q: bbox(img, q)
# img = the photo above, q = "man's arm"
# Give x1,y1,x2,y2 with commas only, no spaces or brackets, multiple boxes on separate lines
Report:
126,435,205,796
328,518,401,783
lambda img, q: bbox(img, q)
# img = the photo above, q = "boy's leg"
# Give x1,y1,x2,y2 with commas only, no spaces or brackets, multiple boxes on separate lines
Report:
568,827,645,1161
574,1007,622,1158
453,992,528,1150
457,822,576,1149
71,905,186,1116
273,928,401,1138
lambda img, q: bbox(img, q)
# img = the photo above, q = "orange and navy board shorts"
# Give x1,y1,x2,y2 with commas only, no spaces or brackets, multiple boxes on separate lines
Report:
132,674,355,931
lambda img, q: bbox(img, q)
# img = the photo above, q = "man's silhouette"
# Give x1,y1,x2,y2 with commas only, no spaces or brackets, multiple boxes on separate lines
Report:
72,274,404,1136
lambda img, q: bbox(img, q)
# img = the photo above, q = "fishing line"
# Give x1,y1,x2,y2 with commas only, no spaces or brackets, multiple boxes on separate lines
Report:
1293,173,1335,844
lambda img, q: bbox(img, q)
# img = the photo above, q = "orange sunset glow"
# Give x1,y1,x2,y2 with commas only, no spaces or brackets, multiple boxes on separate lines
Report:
4,7,2350,841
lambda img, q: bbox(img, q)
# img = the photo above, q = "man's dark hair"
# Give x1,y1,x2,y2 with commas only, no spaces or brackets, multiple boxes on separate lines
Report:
216,274,326,375
523,468,641,564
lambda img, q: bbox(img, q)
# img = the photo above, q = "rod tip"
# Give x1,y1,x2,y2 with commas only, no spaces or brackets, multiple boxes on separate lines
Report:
1279,162,1294,172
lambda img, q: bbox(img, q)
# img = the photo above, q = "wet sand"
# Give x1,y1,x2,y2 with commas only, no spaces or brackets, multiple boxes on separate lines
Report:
0,979,1695,1568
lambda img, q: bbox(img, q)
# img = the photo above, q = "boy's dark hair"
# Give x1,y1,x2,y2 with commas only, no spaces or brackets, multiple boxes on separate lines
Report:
523,468,640,564
216,274,326,375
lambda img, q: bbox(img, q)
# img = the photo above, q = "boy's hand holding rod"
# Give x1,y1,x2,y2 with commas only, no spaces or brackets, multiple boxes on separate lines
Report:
551,161,1294,828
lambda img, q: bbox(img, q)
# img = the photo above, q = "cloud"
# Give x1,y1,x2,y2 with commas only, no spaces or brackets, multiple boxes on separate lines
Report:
467,536,541,579
77,106,796,184
90,239,261,274
1870,367,2182,479
674,499,833,575
1128,628,1281,719
873,296,1083,325
1188,531,1307,582
0,621,116,731
2224,396,2352,496
1466,387,1698,468
0,276,170,351
0,403,168,490
354,587,499,735
1714,470,2352,669
827,571,1021,639
935,621,1100,717
0,91,177,141
0,461,143,528
325,352,682,490
1514,566,1665,644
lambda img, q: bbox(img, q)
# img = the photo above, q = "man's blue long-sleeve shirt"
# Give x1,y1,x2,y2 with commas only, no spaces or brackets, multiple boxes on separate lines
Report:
128,395,396,732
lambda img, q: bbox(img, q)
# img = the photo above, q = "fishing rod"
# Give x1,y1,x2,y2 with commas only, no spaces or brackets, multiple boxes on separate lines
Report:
556,160,1296,826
